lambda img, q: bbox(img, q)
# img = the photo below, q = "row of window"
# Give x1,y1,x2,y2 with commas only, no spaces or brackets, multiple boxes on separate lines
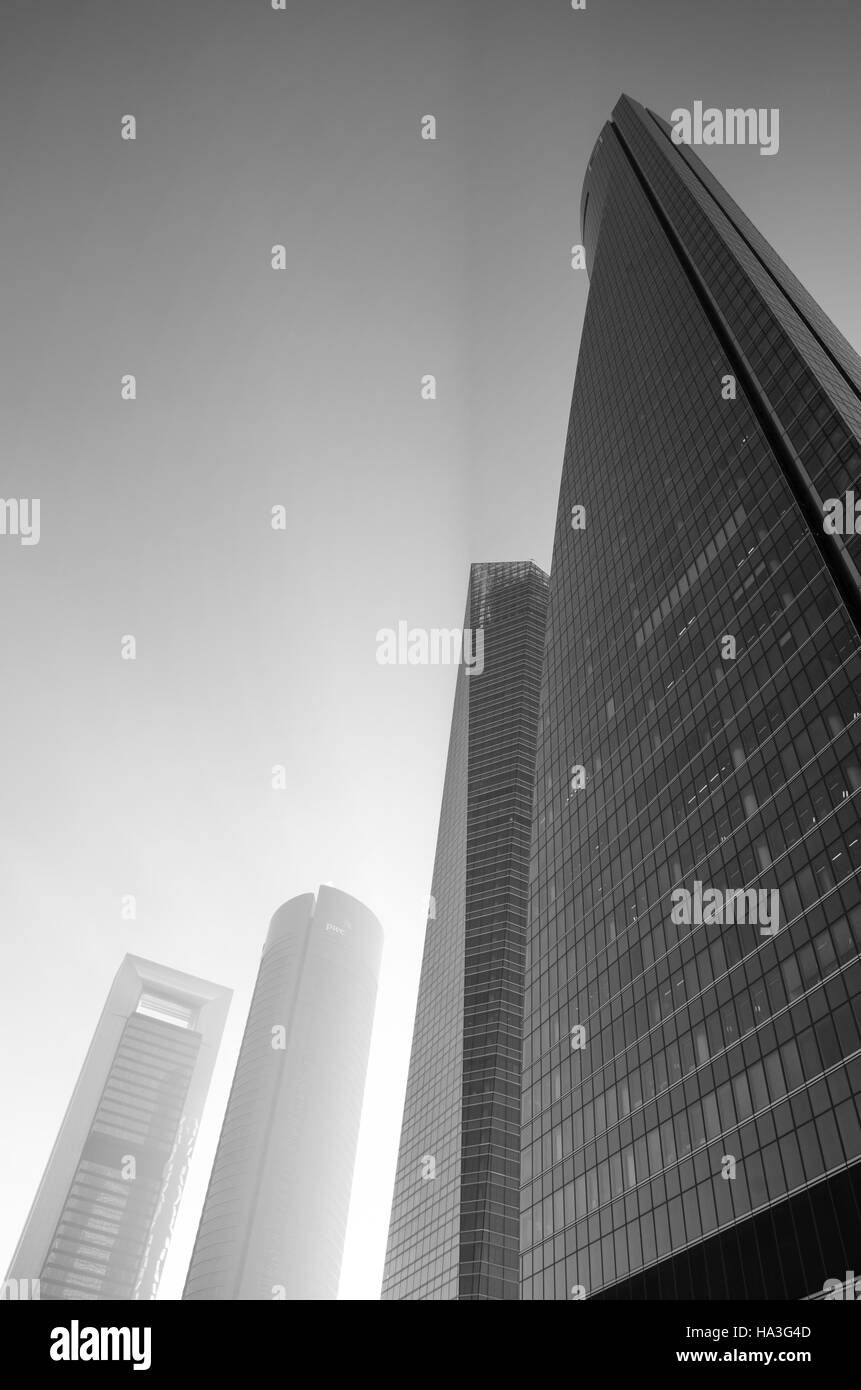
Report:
522,1053,861,1298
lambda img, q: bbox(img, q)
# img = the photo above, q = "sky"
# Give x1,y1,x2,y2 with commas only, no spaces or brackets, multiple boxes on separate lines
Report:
1,0,860,1300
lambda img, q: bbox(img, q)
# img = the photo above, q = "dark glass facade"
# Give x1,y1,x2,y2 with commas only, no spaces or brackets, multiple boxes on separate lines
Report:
382,561,549,1299
521,95,861,1300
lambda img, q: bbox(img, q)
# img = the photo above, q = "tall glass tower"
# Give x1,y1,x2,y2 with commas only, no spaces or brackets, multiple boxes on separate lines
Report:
3,956,231,1301
382,561,549,1299
521,95,861,1300
183,887,382,1301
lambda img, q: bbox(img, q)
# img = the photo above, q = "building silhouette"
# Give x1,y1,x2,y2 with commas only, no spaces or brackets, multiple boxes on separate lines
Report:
183,887,382,1300
521,94,861,1300
382,561,549,1299
4,955,231,1300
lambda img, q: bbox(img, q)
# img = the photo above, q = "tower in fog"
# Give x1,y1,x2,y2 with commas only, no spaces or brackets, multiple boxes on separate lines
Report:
4,956,231,1301
183,887,382,1301
382,561,549,1299
522,94,861,1301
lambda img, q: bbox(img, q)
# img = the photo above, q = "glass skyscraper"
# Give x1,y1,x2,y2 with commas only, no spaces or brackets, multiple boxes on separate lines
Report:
183,887,382,1301
4,956,231,1301
521,94,861,1300
382,561,549,1299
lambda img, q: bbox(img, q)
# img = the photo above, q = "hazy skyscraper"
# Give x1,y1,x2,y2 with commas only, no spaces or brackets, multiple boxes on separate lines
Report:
183,886,383,1301
4,956,231,1301
522,95,861,1300
382,561,549,1299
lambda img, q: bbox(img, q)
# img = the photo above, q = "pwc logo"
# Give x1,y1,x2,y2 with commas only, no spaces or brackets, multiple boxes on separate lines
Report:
324,920,351,936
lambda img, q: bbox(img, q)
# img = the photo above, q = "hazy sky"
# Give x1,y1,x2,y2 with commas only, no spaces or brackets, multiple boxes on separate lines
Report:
1,0,860,1300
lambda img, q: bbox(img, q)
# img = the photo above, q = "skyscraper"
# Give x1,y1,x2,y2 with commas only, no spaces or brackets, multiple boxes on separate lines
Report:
183,886,382,1301
382,561,549,1299
521,95,861,1300
4,955,231,1301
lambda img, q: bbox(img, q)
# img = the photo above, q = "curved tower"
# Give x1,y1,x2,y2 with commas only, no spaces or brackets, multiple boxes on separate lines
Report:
522,95,861,1300
183,887,383,1300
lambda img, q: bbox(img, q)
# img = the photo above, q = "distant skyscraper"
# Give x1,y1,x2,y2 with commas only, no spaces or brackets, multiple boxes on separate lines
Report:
382,561,549,1300
522,95,861,1300
4,956,231,1301
183,887,382,1301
